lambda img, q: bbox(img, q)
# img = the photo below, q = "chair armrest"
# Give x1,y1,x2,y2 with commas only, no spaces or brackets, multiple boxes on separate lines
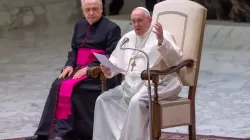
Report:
141,59,194,80
86,66,102,79
86,66,107,92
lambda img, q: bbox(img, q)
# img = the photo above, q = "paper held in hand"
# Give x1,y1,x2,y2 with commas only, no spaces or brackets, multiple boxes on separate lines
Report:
93,53,126,73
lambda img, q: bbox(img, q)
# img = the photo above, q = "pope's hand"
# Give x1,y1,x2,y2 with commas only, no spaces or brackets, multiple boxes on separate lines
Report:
100,64,111,76
152,22,163,45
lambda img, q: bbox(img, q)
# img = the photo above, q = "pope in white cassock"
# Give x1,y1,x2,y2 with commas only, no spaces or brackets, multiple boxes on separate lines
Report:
93,7,183,140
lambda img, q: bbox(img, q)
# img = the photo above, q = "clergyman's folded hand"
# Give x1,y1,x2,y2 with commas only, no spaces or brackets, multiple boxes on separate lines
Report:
59,66,73,79
73,67,87,79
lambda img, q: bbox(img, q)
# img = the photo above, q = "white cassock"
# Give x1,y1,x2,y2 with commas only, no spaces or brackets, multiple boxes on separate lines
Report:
92,25,183,140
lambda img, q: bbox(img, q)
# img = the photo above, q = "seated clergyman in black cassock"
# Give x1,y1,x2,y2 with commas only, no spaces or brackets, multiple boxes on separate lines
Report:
25,0,121,140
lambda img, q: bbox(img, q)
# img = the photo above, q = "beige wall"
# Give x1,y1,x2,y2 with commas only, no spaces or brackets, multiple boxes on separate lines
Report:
0,0,147,35
0,0,81,34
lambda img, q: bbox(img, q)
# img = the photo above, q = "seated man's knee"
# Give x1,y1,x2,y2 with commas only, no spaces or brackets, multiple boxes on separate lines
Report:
52,78,62,88
129,95,141,107
95,89,115,105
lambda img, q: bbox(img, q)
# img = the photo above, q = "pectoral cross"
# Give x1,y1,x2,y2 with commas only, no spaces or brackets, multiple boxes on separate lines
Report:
131,60,136,72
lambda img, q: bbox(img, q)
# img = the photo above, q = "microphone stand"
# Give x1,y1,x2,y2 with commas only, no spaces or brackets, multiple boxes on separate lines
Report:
120,38,153,140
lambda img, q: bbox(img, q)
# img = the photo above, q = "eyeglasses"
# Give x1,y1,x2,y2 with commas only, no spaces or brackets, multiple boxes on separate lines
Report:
82,7,100,13
130,18,145,25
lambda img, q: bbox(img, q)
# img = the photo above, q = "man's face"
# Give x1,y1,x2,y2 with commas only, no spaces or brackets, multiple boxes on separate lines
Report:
82,0,103,24
131,9,152,36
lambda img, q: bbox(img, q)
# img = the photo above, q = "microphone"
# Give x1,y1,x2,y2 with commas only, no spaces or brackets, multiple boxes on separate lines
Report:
119,36,154,140
120,37,129,48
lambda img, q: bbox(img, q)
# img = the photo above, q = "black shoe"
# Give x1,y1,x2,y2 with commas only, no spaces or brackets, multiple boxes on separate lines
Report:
25,135,38,140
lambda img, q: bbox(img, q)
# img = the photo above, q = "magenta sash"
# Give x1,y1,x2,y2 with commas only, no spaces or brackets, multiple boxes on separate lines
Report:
56,47,105,119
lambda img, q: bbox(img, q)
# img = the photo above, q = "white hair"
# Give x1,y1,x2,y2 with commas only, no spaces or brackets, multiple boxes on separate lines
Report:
81,0,103,6
134,7,151,17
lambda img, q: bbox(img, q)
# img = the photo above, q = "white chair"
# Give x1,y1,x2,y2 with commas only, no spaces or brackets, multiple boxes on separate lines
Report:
141,0,207,139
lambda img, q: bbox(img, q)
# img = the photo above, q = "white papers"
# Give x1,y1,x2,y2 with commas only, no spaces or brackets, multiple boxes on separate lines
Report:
93,53,126,73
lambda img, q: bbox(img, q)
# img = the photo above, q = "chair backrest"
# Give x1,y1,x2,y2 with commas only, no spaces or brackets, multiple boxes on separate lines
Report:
152,0,207,86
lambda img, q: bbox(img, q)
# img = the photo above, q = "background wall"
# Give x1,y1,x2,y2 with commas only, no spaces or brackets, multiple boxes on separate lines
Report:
0,0,81,34
1,0,250,36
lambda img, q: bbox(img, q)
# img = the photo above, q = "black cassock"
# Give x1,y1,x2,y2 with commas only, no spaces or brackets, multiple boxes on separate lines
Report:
33,16,121,140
